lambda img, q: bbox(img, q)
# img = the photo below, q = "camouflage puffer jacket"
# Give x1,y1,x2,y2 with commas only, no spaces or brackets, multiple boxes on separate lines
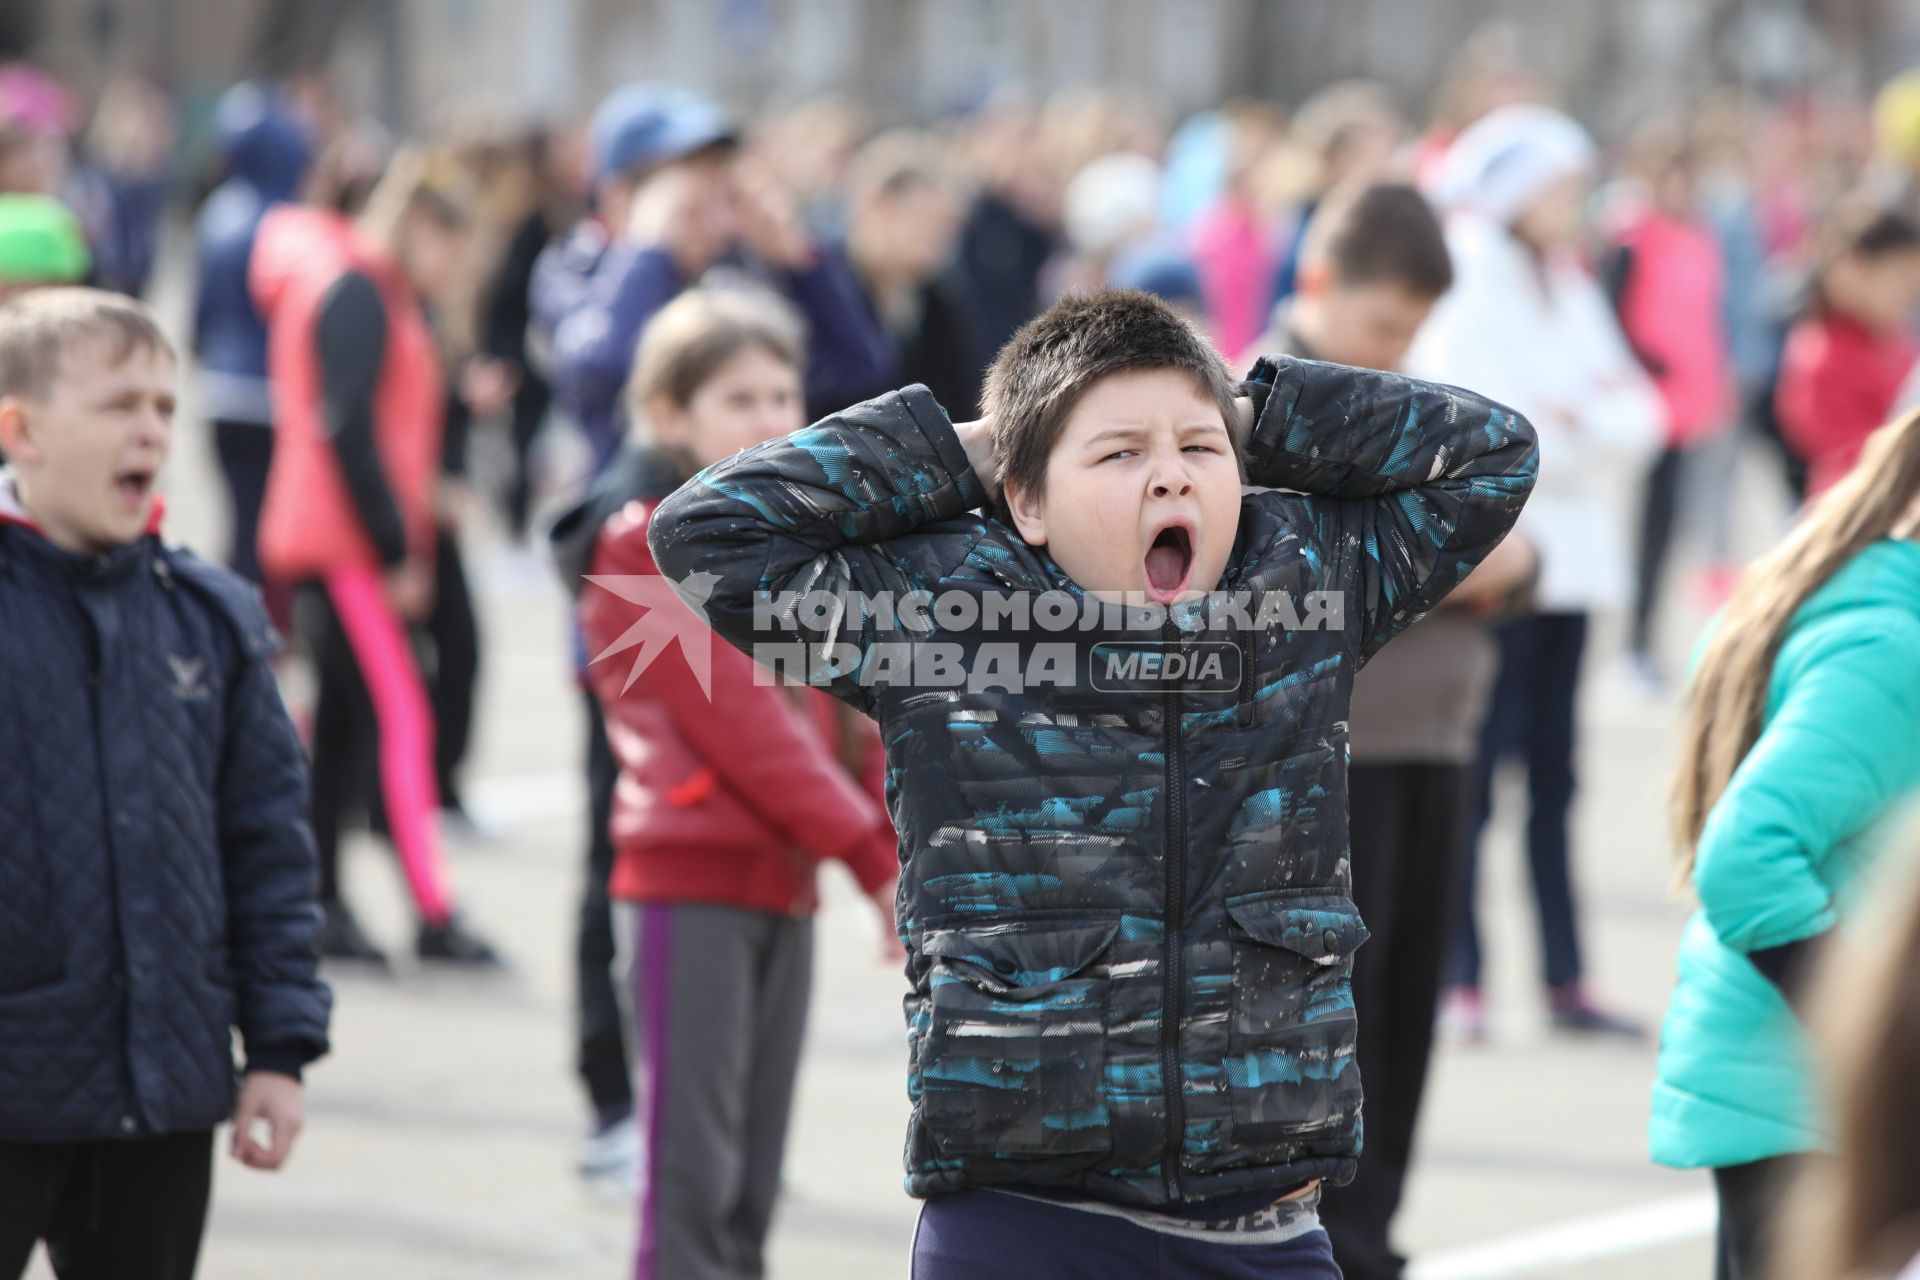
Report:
649,356,1536,1206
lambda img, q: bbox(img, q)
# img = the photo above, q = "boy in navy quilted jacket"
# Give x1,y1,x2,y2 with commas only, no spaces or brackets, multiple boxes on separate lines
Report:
0,289,331,1280
649,288,1536,1277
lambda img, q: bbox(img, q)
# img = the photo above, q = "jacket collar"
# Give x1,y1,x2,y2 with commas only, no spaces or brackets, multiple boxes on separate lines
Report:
0,469,166,578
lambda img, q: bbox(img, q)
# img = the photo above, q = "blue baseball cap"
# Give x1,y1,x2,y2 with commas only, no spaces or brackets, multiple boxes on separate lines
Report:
589,85,736,184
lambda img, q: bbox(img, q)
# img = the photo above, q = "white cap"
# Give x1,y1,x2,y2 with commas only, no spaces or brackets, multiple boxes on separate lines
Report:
1064,152,1163,257
1438,103,1595,226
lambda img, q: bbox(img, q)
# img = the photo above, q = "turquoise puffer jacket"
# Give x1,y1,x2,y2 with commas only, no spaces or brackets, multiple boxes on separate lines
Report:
1650,537,1920,1169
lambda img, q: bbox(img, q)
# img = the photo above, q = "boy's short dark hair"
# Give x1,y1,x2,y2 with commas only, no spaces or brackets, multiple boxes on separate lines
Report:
983,288,1237,499
1302,182,1453,298
0,286,175,402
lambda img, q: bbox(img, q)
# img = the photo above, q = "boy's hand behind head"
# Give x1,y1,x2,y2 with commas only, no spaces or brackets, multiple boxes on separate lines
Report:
0,290,177,556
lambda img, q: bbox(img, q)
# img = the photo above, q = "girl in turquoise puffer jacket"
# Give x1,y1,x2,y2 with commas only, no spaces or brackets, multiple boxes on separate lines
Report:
1654,407,1920,1280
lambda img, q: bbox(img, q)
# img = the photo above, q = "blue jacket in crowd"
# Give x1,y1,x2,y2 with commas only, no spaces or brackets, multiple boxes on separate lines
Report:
0,483,331,1142
192,84,309,427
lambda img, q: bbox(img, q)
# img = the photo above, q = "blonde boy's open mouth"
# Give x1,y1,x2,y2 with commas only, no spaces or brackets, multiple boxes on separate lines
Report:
113,467,155,509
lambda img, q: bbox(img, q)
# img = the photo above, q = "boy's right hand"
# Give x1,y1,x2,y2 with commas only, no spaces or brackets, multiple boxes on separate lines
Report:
953,418,999,502
231,1071,304,1171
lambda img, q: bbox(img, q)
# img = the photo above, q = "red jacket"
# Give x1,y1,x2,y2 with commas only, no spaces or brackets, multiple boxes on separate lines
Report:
1776,312,1918,497
251,206,443,579
580,498,897,914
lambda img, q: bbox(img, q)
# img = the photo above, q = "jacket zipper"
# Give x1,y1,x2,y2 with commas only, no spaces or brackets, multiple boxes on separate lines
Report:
1159,619,1187,1200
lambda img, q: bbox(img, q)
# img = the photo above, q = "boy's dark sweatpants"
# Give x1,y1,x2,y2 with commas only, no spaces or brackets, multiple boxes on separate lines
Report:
911,1189,1342,1279
0,1131,212,1280
1321,763,1471,1280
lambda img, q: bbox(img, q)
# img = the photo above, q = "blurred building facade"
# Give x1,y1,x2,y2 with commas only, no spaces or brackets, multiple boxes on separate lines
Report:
8,0,1920,137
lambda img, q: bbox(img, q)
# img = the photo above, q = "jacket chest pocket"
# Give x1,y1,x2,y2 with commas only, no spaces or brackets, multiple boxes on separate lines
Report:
915,919,1116,1163
1219,892,1367,1161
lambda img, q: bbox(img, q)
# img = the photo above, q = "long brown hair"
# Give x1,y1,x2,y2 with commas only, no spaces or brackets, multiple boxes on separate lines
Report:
1670,410,1920,886
1773,821,1920,1280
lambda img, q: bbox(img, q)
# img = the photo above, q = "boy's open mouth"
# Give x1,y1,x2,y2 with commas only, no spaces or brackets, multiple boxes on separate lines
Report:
1144,522,1194,603
114,468,155,508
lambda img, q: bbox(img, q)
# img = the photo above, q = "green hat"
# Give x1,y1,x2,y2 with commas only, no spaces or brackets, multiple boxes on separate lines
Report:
0,194,90,284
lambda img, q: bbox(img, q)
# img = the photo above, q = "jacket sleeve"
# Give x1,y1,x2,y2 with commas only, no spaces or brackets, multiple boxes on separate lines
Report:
1241,355,1538,659
214,611,332,1075
316,272,408,566
581,506,898,893
782,247,900,416
1693,621,1920,954
647,385,988,713
548,244,682,425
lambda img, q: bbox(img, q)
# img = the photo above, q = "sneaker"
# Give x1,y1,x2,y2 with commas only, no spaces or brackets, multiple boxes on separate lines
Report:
579,1114,640,1203
1548,983,1646,1038
1436,985,1487,1045
320,902,391,968
416,917,507,968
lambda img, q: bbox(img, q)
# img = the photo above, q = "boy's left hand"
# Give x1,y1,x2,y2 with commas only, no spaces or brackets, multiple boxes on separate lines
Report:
231,1071,304,1171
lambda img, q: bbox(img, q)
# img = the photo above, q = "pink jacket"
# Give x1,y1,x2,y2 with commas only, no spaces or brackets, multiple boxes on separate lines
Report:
1611,207,1732,447
1191,197,1275,360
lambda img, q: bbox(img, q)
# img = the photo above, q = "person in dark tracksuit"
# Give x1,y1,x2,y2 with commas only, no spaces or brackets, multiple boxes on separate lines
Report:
0,289,330,1280
1253,183,1537,1280
649,288,1537,1278
191,82,308,611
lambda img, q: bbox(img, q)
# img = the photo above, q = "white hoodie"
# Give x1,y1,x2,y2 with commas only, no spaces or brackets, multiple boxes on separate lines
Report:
1407,213,1661,611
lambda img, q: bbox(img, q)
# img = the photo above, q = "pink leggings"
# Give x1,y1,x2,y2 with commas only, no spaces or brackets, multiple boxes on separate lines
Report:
324,566,454,925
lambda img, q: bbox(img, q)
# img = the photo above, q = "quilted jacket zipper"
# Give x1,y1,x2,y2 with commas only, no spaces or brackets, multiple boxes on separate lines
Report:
1159,619,1188,1200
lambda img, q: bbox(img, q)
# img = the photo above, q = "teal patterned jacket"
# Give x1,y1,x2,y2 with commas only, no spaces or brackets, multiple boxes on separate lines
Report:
649,355,1537,1205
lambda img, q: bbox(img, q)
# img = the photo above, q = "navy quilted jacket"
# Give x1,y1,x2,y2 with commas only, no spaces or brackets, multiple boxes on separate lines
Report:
650,356,1536,1206
0,503,331,1142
